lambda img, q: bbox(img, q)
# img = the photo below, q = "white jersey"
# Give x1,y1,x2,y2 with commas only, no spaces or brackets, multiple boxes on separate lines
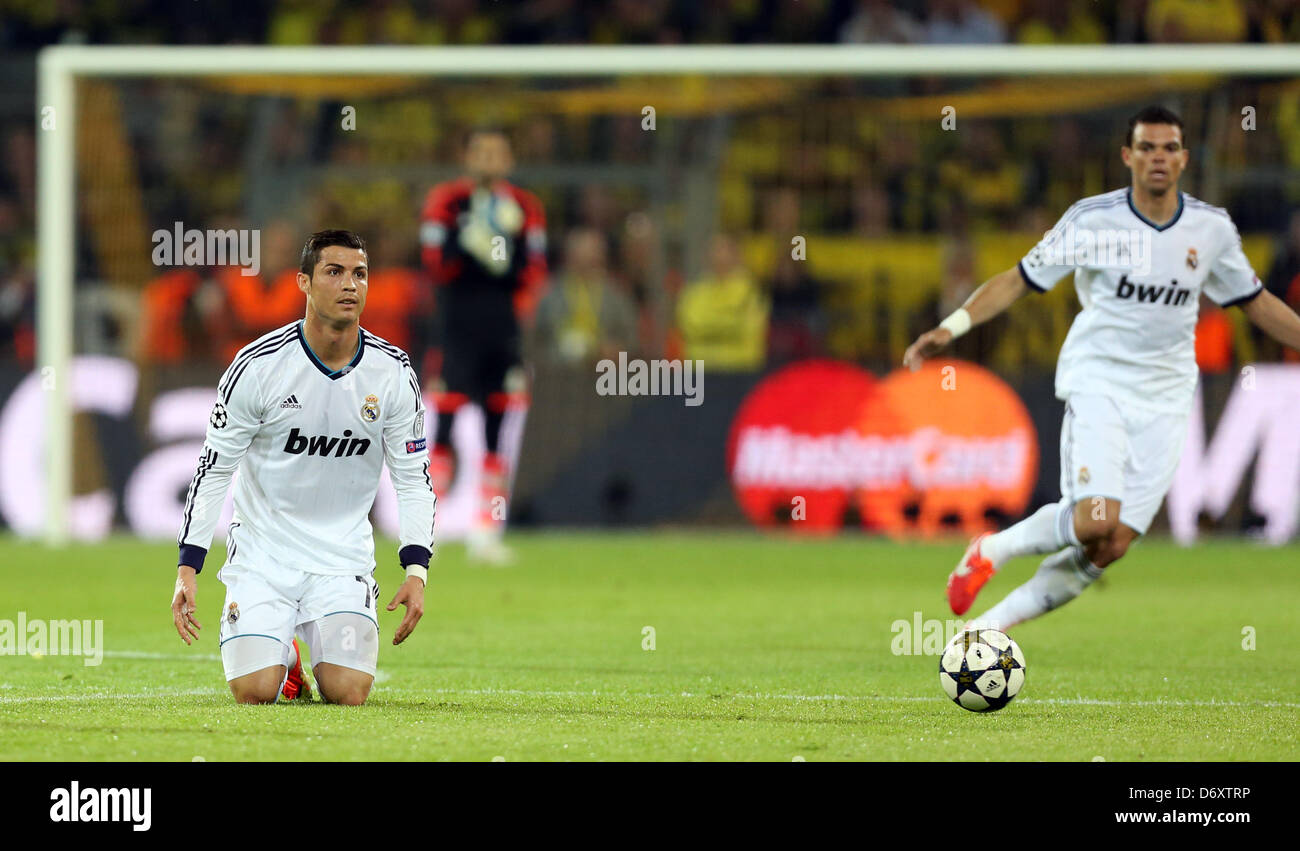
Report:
177,320,436,577
1019,188,1262,413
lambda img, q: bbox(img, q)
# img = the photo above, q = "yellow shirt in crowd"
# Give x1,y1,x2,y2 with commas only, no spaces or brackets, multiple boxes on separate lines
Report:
676,271,770,371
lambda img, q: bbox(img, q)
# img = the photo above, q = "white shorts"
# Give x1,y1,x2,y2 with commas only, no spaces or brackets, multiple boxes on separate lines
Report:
1059,394,1189,536
216,562,381,681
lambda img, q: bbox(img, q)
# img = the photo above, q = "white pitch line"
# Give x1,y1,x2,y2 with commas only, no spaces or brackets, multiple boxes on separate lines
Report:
0,687,223,705
3,683,1296,712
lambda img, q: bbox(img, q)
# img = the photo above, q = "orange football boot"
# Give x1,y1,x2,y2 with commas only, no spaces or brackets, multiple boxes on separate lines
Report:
947,533,995,616
281,638,311,701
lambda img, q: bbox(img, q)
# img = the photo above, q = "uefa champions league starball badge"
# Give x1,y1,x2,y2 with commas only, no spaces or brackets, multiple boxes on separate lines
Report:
361,394,380,422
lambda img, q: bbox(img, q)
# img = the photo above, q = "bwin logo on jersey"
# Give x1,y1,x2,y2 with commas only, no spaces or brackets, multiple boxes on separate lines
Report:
1115,274,1191,306
283,427,371,458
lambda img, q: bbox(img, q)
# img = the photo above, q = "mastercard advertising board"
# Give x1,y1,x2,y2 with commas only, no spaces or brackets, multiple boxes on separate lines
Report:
726,359,1038,537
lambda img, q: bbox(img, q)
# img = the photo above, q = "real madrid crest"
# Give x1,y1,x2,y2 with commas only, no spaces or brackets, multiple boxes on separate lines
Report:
361,393,380,422
1186,247,1198,269
226,602,239,624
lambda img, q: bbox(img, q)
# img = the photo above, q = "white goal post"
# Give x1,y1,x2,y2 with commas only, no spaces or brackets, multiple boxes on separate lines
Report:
36,43,1300,544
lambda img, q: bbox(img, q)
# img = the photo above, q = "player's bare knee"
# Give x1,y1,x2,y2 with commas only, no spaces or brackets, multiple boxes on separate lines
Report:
1086,531,1131,569
229,666,284,704
1076,514,1118,544
1105,529,1136,564
1088,546,1117,569
230,681,279,704
1073,496,1121,543
314,661,373,706
320,681,370,706
335,688,369,707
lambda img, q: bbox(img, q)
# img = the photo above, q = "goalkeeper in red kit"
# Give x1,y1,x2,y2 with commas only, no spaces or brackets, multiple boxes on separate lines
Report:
419,127,548,564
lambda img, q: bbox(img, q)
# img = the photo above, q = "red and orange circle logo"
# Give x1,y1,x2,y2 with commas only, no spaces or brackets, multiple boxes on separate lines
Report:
727,360,1038,537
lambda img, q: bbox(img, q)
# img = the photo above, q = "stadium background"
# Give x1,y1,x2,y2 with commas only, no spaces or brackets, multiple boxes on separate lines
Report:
3,1,1300,543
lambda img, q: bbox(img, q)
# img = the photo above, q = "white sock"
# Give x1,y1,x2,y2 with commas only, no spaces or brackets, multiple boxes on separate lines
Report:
981,499,1080,569
275,671,289,703
970,547,1102,631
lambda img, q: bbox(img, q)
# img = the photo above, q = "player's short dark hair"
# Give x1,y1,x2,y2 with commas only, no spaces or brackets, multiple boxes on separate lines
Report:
1126,106,1185,147
299,229,367,276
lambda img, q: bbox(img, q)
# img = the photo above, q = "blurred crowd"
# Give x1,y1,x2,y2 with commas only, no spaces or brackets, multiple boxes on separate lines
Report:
3,1,1300,378
3,0,1300,47
5,100,1300,379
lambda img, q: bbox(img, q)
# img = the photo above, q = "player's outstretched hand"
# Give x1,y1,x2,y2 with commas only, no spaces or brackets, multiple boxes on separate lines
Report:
171,566,201,645
902,327,954,372
387,576,425,645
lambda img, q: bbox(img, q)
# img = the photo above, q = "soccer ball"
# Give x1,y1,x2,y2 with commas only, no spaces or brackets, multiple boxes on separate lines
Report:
938,629,1026,712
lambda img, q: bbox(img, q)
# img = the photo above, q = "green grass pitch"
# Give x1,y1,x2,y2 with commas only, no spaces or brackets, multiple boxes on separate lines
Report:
0,532,1295,761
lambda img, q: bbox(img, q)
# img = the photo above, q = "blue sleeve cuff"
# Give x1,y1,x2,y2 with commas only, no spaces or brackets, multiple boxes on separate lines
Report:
1018,261,1047,293
399,544,431,568
178,544,208,573
1219,285,1263,308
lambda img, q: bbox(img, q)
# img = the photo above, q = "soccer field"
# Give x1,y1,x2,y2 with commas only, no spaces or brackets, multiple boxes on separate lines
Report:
0,532,1295,761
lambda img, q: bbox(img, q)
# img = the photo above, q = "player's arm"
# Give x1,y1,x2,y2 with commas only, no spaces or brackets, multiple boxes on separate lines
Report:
1240,289,1300,353
172,357,265,644
381,360,436,646
1207,218,1300,353
513,189,549,323
903,266,1028,370
905,203,1081,370
419,183,461,285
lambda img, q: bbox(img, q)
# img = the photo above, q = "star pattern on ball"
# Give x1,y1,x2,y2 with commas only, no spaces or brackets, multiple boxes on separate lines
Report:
996,648,1023,673
952,665,984,699
210,402,228,429
939,629,1026,713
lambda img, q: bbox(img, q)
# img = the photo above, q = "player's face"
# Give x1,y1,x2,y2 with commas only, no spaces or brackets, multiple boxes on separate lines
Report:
465,133,514,184
1122,123,1188,196
299,245,368,325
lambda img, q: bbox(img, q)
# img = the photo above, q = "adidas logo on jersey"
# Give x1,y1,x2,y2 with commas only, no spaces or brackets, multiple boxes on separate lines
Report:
1115,274,1191,307
283,427,371,458
280,394,302,409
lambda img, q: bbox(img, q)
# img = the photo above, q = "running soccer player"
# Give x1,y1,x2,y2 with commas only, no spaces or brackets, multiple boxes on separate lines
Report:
419,127,547,565
903,106,1300,630
171,230,436,705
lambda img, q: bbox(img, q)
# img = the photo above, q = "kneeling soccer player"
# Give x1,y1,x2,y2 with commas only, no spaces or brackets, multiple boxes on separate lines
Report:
171,229,436,705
